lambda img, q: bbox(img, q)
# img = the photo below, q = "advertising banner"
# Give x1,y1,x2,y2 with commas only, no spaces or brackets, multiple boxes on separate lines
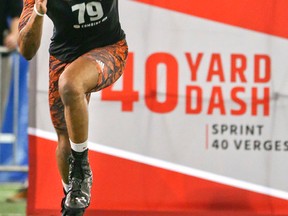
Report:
28,0,288,215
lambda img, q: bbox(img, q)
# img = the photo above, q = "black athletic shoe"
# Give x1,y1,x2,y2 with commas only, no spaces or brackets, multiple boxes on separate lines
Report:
62,200,84,216
62,199,84,216
63,149,93,215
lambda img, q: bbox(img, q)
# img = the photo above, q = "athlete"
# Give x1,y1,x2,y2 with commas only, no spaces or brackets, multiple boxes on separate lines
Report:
18,0,128,215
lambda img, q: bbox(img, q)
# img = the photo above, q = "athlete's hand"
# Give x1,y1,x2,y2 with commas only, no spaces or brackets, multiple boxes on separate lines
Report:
4,33,18,51
35,0,47,15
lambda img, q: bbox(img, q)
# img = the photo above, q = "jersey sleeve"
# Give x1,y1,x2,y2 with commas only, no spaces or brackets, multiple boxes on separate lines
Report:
18,0,35,32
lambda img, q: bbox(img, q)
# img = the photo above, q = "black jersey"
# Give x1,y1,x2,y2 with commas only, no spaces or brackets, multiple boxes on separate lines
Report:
46,0,125,62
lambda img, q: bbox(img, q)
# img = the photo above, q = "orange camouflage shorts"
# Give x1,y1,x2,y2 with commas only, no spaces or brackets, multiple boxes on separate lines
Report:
49,39,128,131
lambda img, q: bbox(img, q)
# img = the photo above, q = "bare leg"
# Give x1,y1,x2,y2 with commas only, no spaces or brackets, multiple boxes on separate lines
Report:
58,57,99,143
55,129,71,184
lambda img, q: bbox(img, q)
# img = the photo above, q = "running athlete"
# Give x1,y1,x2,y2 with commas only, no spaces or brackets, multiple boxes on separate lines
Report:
18,0,128,215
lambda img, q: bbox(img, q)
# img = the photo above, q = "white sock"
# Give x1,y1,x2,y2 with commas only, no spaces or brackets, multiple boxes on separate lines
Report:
62,180,70,192
70,139,88,152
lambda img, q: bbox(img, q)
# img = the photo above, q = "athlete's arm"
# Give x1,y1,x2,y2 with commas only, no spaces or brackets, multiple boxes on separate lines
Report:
17,0,47,60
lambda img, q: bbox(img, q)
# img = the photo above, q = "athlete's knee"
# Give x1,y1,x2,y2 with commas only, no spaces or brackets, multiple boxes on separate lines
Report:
58,73,83,105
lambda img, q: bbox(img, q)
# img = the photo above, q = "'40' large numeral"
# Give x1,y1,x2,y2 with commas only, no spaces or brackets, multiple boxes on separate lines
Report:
72,2,104,24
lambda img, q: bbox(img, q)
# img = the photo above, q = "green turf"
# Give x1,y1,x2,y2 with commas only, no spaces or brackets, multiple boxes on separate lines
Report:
0,183,26,216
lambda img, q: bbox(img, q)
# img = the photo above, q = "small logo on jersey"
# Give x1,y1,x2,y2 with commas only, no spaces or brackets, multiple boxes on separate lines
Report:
96,60,105,72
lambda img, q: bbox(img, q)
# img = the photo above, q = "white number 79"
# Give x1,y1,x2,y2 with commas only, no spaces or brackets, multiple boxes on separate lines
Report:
72,2,104,24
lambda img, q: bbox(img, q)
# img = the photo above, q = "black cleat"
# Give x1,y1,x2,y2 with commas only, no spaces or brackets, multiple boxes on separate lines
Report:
61,188,83,216
63,150,93,215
